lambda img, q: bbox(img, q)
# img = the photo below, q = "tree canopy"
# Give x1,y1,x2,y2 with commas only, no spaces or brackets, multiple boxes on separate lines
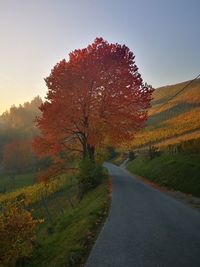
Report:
34,38,154,164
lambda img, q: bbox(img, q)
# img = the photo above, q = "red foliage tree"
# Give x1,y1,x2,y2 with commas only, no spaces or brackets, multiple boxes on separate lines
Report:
34,38,154,163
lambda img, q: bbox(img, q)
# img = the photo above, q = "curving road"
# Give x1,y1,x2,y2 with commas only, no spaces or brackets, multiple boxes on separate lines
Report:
85,163,200,267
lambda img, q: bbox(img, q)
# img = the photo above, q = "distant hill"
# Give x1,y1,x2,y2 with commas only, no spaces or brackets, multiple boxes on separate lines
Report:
132,78,200,148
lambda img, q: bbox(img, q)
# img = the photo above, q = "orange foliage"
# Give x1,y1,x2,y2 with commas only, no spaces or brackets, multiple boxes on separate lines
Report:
0,201,40,266
34,37,153,166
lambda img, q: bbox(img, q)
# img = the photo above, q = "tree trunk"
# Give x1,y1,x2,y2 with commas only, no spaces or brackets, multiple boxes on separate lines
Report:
87,144,95,162
83,143,87,159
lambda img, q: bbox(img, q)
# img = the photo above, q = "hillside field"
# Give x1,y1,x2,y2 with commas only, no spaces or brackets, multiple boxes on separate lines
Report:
131,78,200,148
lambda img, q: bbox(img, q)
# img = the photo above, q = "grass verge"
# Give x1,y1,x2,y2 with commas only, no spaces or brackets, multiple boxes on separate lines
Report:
23,176,110,267
126,153,200,197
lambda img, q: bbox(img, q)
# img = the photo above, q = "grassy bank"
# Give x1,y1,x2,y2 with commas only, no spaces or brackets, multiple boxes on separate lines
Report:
127,153,200,197
24,176,110,267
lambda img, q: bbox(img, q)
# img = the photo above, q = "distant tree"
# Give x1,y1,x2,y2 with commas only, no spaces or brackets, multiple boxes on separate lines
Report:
1,96,42,133
0,96,42,161
2,140,35,174
34,38,154,169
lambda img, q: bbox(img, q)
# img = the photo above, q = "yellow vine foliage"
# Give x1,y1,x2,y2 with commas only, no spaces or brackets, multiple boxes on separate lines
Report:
132,107,200,148
0,175,68,206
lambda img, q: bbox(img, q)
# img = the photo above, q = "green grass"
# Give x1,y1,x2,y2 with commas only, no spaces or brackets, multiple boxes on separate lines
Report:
127,153,200,197
0,172,35,193
24,176,109,267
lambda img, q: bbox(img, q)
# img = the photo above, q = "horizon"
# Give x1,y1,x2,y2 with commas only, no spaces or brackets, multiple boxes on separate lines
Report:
1,76,198,116
0,0,200,114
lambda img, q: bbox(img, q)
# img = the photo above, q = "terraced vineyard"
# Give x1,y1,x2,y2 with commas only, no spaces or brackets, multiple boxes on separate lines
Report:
131,78,200,148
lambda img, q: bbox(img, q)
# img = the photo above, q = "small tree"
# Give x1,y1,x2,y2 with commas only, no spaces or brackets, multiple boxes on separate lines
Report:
77,157,106,199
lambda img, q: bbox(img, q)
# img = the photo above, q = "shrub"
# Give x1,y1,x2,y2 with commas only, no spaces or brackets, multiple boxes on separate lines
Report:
148,145,160,159
0,201,40,267
77,158,105,199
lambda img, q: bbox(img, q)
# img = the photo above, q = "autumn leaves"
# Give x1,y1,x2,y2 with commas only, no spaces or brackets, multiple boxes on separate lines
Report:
34,38,154,178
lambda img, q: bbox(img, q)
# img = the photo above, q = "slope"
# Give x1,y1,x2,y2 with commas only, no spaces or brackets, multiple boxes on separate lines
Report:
132,78,200,148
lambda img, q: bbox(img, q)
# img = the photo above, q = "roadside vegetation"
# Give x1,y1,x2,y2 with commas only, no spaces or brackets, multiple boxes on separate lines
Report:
28,176,109,267
125,79,200,198
0,164,110,267
127,138,200,197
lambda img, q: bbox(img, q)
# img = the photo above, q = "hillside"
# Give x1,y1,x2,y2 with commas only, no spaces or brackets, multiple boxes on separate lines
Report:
131,78,200,148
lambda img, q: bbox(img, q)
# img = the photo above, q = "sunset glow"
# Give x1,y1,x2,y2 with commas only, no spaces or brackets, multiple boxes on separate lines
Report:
0,0,200,114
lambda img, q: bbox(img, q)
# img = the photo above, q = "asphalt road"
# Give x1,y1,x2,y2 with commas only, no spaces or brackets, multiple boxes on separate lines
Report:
85,162,200,267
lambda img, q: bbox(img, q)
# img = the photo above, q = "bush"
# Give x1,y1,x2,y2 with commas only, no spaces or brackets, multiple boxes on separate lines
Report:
148,145,160,159
77,158,105,199
0,201,40,267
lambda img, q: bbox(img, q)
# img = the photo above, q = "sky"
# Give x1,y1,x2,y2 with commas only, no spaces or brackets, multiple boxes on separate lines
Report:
0,0,200,114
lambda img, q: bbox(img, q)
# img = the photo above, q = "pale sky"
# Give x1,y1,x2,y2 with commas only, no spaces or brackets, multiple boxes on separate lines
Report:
0,0,200,114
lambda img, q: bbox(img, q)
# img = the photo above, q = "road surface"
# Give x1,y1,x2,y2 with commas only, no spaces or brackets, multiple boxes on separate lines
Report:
85,163,200,267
